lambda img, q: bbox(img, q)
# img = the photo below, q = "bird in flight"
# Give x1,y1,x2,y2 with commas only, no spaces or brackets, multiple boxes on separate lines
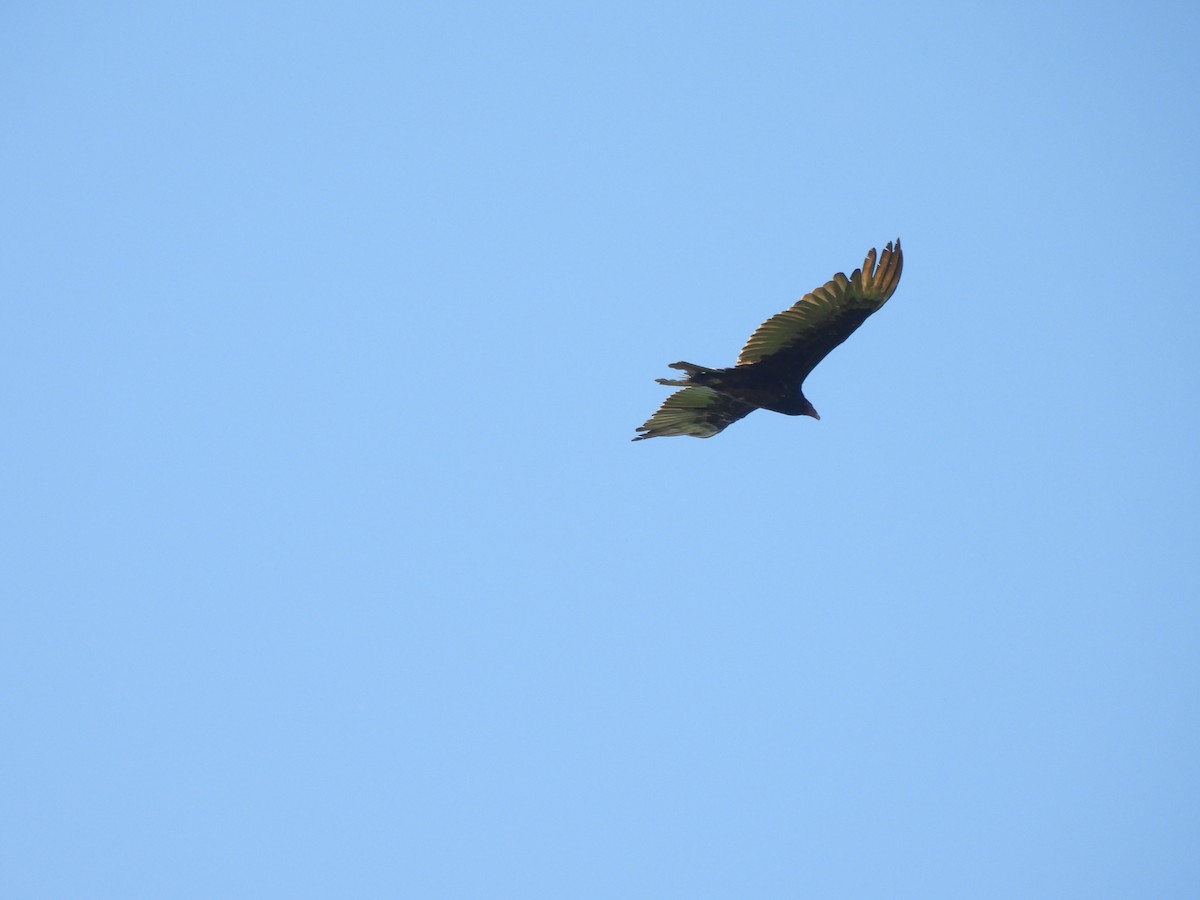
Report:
633,240,903,440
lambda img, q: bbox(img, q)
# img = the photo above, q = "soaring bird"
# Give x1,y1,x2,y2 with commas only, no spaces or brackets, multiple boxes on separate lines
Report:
633,240,903,441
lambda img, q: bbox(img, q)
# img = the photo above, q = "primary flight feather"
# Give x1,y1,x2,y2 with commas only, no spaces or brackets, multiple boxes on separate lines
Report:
633,240,903,441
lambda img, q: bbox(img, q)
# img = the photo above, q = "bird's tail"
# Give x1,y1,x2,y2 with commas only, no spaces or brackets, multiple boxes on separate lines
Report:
655,361,722,388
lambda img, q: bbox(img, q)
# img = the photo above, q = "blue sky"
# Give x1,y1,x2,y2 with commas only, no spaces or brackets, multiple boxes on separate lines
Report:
3,2,1199,897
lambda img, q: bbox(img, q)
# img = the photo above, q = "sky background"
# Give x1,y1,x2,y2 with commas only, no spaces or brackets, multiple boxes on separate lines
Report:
3,2,1199,897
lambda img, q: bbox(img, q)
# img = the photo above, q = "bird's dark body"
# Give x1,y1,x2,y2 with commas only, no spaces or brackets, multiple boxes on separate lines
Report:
663,361,812,416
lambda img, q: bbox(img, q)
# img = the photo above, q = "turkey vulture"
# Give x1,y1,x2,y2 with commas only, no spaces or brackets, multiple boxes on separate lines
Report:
632,240,903,441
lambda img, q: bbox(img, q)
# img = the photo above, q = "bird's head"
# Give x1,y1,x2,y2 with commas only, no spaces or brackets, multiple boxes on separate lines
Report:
789,392,820,420
775,392,821,419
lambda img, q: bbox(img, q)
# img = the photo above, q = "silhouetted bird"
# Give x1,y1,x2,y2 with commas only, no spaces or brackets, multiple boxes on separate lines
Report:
633,240,903,440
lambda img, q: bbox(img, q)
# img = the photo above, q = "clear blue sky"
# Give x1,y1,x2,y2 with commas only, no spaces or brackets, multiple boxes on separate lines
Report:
3,2,1199,897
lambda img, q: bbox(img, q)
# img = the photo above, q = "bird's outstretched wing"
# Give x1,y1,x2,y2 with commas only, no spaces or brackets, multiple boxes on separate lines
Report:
736,240,903,381
632,386,755,441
